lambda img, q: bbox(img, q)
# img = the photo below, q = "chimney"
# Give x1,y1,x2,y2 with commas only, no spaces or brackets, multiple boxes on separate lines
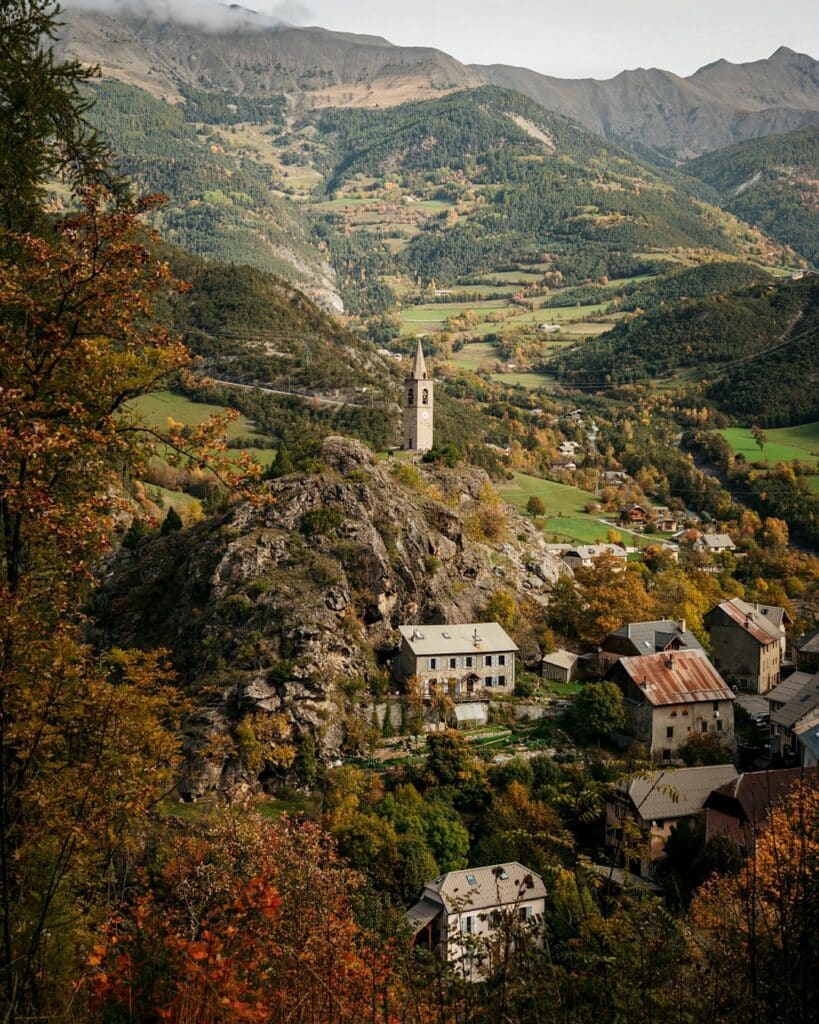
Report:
679,619,686,634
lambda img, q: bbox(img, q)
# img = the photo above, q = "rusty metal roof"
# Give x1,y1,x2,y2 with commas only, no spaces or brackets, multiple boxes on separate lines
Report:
620,649,734,706
716,599,781,646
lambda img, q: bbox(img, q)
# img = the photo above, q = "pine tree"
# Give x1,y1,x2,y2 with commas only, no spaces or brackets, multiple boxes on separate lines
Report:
160,506,183,534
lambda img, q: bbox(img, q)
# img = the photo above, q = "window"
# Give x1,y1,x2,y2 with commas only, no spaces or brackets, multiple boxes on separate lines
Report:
449,657,457,669
701,721,708,733
465,656,474,668
422,388,429,405
407,388,414,404
462,915,475,934
666,726,674,739
713,702,720,711
498,675,506,686
518,906,532,922
466,874,477,887
484,655,492,667
490,910,502,927
498,654,506,666
716,719,724,732
429,658,437,670
485,677,494,687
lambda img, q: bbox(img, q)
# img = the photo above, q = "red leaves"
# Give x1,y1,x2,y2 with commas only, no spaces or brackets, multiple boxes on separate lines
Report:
87,815,411,1024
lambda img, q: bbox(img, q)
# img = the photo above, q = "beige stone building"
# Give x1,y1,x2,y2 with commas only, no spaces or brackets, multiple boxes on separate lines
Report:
397,622,517,696
611,649,736,761
704,598,790,694
403,339,434,452
407,862,546,979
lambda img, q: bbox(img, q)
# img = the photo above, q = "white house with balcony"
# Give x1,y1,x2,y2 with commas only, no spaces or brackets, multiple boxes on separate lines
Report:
396,622,518,697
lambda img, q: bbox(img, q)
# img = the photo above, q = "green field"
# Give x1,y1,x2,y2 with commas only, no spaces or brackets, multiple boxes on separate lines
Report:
449,341,499,371
500,473,597,516
492,371,556,389
720,423,819,468
128,391,277,467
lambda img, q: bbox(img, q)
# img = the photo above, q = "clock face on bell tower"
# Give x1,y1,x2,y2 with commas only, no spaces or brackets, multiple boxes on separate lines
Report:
403,340,433,451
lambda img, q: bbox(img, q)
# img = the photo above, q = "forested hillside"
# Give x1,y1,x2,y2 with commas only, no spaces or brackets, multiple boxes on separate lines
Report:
553,268,818,412
314,88,776,285
83,81,340,305
686,129,819,265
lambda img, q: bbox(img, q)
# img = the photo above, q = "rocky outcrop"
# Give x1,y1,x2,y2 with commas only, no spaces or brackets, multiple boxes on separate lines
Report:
96,437,567,797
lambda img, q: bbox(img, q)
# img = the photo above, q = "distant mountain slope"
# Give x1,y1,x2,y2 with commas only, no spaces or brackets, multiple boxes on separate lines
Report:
81,80,340,306
58,8,816,157
314,88,790,284
57,7,482,107
474,48,818,159
552,266,818,414
685,129,819,265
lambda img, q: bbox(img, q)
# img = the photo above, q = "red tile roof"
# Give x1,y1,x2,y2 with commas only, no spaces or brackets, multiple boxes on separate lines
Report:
619,649,734,707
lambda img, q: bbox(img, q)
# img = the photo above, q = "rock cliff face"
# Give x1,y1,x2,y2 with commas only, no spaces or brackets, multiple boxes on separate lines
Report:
96,438,566,796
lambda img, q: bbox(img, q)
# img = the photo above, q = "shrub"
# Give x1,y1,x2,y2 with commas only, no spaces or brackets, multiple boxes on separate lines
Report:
301,506,344,537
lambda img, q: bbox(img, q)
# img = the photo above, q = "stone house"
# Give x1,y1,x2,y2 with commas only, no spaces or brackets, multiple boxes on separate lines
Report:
397,623,518,697
599,618,705,670
611,649,736,761
407,863,547,979
704,767,818,855
704,598,790,694
605,764,739,877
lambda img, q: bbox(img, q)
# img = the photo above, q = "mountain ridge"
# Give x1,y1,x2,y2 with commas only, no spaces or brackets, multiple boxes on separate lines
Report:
58,7,817,157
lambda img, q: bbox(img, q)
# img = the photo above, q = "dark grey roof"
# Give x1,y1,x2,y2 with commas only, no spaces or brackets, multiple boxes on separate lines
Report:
766,672,816,706
610,619,705,655
797,626,819,655
623,765,739,820
770,676,819,729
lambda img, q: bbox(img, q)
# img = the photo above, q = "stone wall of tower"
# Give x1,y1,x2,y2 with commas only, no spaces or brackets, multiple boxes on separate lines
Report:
403,377,434,451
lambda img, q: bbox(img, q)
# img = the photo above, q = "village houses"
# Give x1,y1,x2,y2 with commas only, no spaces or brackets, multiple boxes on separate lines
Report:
605,764,738,877
407,863,547,979
562,544,627,571
396,623,518,697
611,649,736,761
704,598,790,693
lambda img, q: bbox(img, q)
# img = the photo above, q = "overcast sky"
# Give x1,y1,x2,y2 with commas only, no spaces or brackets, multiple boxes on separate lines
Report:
264,0,818,78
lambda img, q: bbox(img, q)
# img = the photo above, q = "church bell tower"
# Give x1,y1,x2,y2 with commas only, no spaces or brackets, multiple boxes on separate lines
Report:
403,339,434,451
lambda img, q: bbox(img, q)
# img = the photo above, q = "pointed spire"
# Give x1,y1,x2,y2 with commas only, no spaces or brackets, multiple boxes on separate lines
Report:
410,338,428,380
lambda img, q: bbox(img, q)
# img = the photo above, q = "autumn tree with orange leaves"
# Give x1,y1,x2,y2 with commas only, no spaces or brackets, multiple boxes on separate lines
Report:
686,775,819,1024
0,5,258,1019
87,815,418,1024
